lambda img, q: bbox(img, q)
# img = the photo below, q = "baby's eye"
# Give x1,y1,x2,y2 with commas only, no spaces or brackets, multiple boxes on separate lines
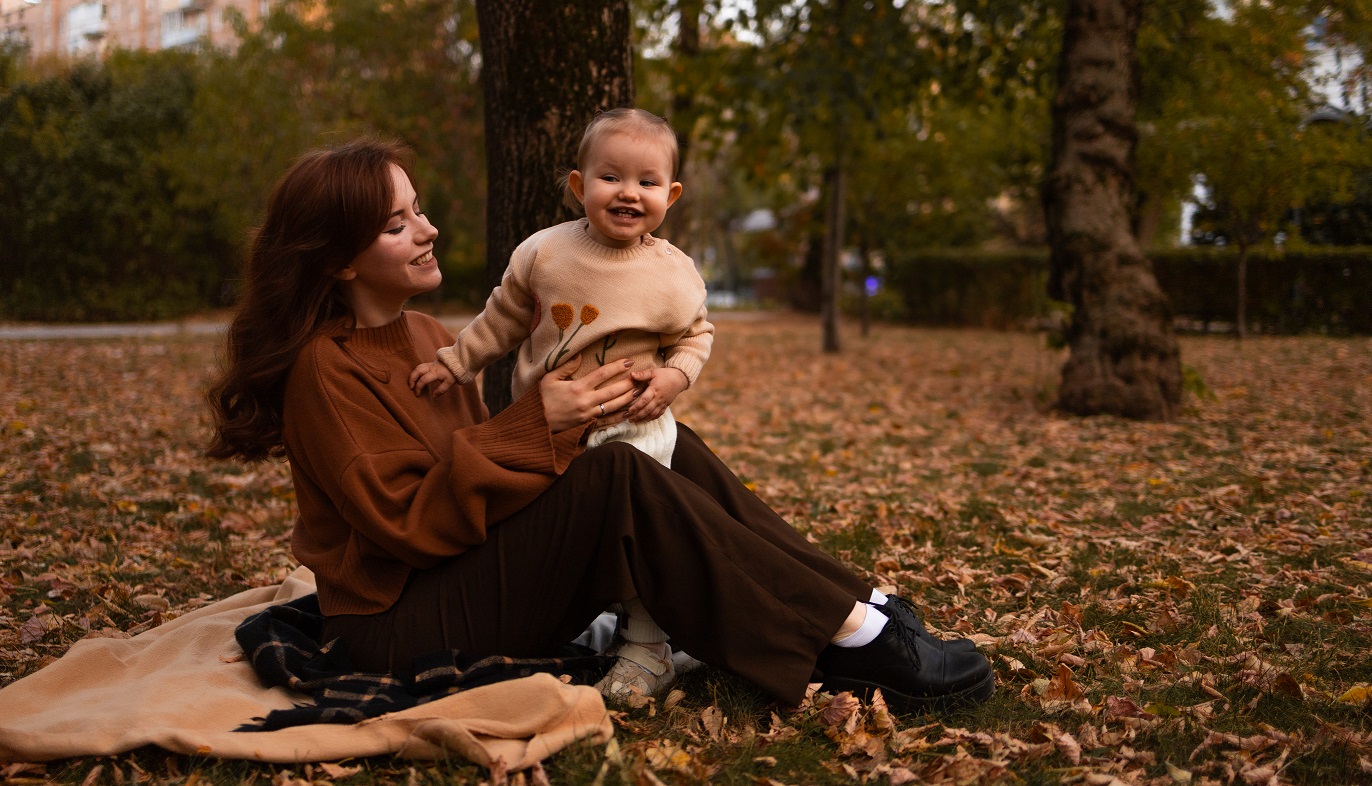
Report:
640,179,658,187
600,174,619,183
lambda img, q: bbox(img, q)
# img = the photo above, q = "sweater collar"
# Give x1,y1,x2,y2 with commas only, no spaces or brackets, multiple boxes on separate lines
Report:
340,312,415,354
569,217,662,261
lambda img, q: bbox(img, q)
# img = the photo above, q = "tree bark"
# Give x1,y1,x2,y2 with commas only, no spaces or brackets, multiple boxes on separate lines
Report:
820,161,846,354
658,0,703,250
1236,245,1248,339
1043,0,1182,420
475,0,633,413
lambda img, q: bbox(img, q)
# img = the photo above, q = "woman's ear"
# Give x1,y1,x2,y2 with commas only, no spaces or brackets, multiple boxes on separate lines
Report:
333,266,358,281
568,170,586,204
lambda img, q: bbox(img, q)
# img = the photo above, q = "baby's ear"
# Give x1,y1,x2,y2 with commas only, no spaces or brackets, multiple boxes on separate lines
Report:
667,181,683,207
568,170,586,204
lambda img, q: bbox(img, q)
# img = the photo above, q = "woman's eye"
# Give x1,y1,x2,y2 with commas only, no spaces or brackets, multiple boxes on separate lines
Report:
385,224,405,235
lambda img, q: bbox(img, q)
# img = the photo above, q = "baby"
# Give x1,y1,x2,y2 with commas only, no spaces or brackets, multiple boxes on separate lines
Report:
410,108,712,468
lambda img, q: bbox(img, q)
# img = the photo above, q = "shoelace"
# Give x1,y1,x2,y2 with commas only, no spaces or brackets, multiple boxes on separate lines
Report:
885,595,919,624
885,607,923,671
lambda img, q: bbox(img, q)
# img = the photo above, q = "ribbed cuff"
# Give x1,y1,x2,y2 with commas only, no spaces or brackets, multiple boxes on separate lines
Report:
666,355,705,387
436,346,474,383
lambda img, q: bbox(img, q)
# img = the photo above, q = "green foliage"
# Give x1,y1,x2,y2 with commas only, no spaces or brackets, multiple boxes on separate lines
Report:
5,0,1368,322
0,0,486,322
885,248,1053,328
176,0,487,307
882,247,1372,334
0,50,235,321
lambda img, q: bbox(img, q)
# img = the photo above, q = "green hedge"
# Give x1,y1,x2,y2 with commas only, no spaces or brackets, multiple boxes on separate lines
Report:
884,247,1372,334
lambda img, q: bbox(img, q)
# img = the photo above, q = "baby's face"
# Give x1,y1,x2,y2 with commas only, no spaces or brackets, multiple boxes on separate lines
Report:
572,131,682,249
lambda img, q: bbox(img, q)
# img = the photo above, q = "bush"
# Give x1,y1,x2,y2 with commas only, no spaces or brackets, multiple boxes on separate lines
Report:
0,51,238,322
883,247,1372,334
883,249,1052,329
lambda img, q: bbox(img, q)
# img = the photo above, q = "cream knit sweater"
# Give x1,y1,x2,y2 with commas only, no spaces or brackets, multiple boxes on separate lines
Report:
438,219,714,406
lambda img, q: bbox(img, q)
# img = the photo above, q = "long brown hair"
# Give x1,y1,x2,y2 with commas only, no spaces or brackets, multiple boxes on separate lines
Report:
207,138,415,462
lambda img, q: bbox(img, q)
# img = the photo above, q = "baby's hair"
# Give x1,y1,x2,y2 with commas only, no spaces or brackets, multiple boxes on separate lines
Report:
561,108,681,211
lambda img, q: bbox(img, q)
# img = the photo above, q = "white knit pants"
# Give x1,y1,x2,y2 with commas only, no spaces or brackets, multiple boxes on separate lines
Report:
586,407,677,468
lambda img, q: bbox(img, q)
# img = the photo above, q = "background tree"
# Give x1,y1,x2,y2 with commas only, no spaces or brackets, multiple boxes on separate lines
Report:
1043,0,1182,420
175,0,487,304
722,0,925,352
475,0,634,413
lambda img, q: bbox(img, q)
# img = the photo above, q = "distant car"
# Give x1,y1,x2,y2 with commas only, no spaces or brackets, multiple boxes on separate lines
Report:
706,290,740,309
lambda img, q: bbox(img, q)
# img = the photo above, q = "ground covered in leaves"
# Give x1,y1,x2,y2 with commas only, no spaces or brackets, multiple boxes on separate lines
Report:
1,314,1370,785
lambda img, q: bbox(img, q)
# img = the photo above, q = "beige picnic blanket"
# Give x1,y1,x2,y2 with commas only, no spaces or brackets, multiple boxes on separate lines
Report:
0,567,613,767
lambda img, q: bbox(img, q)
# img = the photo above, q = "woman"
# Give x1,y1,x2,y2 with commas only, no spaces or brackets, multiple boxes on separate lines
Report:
206,138,994,712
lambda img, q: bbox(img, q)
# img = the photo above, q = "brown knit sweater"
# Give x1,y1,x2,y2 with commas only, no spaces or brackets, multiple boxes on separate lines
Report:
281,312,588,615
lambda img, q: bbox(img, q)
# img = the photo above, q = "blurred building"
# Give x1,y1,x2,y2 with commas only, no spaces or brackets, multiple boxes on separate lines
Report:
0,0,269,60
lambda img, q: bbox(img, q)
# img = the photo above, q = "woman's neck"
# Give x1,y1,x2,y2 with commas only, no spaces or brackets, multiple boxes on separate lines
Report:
340,287,405,328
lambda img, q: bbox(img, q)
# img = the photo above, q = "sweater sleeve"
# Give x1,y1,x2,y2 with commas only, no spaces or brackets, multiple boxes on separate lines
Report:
437,244,537,383
288,349,587,572
663,300,714,387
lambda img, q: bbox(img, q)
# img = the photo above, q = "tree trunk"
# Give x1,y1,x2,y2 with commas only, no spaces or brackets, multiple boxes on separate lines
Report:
820,161,846,354
1235,244,1248,339
659,0,702,250
1043,0,1182,420
475,0,633,414
858,231,871,338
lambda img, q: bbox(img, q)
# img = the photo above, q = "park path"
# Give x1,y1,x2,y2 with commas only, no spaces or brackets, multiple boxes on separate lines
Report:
0,321,231,340
0,311,771,340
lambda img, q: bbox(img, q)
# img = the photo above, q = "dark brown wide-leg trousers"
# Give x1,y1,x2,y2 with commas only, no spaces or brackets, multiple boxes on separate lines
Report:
323,423,874,705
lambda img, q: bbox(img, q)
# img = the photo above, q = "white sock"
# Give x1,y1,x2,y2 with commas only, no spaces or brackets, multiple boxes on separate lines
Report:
621,597,669,644
869,589,889,605
832,607,889,648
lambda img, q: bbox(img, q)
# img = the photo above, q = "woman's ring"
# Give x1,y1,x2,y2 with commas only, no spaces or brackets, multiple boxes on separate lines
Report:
598,403,606,417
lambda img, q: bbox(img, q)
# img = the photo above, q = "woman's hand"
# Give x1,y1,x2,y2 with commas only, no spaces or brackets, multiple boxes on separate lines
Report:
539,354,639,433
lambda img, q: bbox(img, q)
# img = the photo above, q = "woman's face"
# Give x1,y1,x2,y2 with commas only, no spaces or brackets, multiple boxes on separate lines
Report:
335,164,440,327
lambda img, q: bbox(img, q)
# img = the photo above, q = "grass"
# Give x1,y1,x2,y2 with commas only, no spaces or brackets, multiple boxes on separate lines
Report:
1,315,1370,783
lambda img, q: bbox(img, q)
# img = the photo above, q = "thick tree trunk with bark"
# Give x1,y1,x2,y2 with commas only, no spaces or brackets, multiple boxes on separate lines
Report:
475,0,633,413
1043,0,1181,420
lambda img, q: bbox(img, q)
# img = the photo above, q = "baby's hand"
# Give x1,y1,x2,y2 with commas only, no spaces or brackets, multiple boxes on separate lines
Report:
409,361,457,398
626,367,689,422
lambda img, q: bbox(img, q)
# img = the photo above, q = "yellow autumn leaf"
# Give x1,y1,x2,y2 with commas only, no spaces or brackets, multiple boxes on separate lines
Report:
1338,685,1371,704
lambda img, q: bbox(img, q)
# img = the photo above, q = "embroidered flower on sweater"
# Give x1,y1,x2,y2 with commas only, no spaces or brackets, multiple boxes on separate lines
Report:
551,303,575,331
544,302,601,372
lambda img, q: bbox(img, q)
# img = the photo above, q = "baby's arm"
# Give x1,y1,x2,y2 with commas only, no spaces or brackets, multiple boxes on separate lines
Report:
626,301,715,421
409,245,538,398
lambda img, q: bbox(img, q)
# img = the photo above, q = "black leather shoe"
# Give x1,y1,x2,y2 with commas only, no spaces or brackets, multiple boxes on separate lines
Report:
817,618,995,713
881,595,978,653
